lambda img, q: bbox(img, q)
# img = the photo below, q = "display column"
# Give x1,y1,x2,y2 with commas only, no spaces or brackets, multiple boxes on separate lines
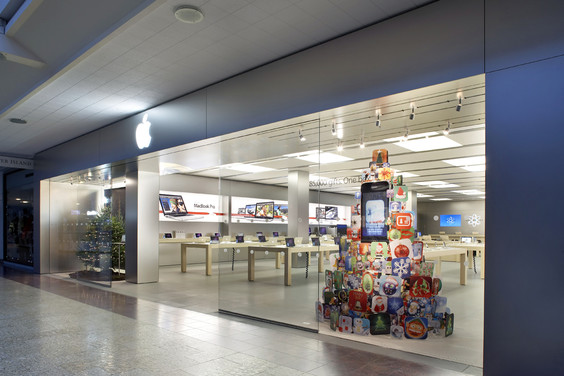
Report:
125,161,159,283
288,170,309,267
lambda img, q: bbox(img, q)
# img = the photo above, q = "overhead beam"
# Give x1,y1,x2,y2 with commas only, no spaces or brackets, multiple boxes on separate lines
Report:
0,33,44,67
5,0,43,36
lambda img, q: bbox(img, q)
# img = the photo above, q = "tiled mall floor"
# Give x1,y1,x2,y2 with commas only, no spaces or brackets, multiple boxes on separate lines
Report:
0,265,482,375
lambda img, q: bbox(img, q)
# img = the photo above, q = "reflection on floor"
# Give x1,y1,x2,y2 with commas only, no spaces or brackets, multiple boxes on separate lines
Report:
51,251,484,368
1,264,482,376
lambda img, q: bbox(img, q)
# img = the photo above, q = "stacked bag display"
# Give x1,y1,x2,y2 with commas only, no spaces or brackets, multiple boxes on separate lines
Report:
316,149,454,339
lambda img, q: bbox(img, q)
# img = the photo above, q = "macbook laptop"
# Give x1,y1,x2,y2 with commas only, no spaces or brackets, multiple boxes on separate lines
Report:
258,235,266,242
311,237,320,246
235,235,245,243
159,194,203,221
285,237,295,247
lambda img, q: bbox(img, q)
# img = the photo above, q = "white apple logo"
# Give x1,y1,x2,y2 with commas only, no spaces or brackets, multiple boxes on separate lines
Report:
136,114,152,149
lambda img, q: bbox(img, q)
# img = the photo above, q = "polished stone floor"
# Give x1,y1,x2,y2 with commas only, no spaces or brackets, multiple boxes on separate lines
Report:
0,264,481,375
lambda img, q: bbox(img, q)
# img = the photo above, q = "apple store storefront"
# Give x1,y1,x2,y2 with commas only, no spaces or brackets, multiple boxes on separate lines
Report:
37,73,486,367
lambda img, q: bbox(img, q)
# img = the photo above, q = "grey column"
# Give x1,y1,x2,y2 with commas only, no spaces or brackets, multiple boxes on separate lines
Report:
288,170,310,240
125,160,159,283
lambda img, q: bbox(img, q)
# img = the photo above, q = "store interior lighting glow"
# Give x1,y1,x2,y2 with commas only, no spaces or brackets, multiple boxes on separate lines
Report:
452,189,485,195
416,193,434,198
383,132,437,143
456,96,463,111
223,163,274,173
394,170,419,178
337,140,344,152
414,181,460,188
443,156,485,166
359,135,365,149
443,121,451,135
296,152,352,164
394,135,462,152
431,198,452,201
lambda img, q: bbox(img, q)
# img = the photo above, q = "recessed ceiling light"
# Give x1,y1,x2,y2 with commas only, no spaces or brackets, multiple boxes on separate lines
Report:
414,181,459,188
394,170,419,178
296,152,353,164
223,163,274,173
416,193,434,198
174,5,204,24
394,136,462,152
452,189,485,195
9,118,27,124
461,165,485,172
443,156,485,166
431,198,452,201
383,132,437,143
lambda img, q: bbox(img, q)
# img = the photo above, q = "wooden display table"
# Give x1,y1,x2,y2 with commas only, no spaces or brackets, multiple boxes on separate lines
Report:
447,243,485,279
424,246,468,285
247,244,339,286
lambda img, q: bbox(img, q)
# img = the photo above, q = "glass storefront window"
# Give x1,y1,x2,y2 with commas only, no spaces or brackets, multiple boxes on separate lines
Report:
4,170,34,266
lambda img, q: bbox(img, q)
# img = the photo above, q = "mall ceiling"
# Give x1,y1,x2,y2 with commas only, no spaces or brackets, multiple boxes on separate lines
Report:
0,0,434,157
4,0,484,202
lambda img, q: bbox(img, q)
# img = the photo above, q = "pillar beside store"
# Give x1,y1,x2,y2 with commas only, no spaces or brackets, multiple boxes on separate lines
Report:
125,162,159,283
288,170,309,266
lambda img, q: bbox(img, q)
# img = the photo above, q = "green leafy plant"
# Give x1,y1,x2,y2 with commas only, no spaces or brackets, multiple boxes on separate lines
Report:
77,206,125,274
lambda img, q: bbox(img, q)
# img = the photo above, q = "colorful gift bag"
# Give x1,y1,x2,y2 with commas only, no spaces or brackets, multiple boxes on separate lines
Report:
325,270,333,288
419,262,434,277
369,313,391,335
392,257,412,279
371,295,388,313
339,315,353,333
349,290,368,312
353,318,370,336
330,310,339,331
409,276,433,298
405,317,428,339
445,313,454,337
390,239,413,258
379,275,402,297
387,297,404,315
392,185,408,202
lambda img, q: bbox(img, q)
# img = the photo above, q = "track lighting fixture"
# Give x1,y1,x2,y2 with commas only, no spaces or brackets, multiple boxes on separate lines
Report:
375,110,381,127
456,97,462,111
401,128,409,142
331,120,337,136
299,127,306,141
409,104,416,120
443,121,451,135
359,134,365,149
337,139,343,152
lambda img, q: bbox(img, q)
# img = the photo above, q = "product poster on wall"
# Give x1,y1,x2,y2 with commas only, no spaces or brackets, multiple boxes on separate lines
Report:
231,196,287,224
159,191,222,222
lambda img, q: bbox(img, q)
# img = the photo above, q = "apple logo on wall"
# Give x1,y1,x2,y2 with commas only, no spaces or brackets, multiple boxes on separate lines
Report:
136,114,152,149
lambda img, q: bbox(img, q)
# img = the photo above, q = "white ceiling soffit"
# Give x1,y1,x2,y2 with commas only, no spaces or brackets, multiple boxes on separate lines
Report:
0,0,434,157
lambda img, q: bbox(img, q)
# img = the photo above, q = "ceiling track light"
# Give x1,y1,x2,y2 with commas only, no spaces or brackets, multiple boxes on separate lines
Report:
375,109,381,127
331,120,337,136
409,104,416,120
337,139,344,152
299,127,306,142
443,121,451,135
401,128,409,142
359,134,365,149
456,97,463,111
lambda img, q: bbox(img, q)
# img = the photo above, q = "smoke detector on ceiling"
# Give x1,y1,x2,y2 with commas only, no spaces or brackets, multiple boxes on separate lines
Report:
174,6,204,24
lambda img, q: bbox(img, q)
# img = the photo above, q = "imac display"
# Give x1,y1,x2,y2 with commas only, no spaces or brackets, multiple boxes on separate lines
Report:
210,235,219,243
258,235,266,242
440,214,461,227
361,181,389,242
245,205,256,217
312,237,320,246
235,235,244,243
320,227,327,235
325,206,339,220
195,233,202,238
215,232,221,237
285,238,295,247
255,201,274,219
274,204,288,217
